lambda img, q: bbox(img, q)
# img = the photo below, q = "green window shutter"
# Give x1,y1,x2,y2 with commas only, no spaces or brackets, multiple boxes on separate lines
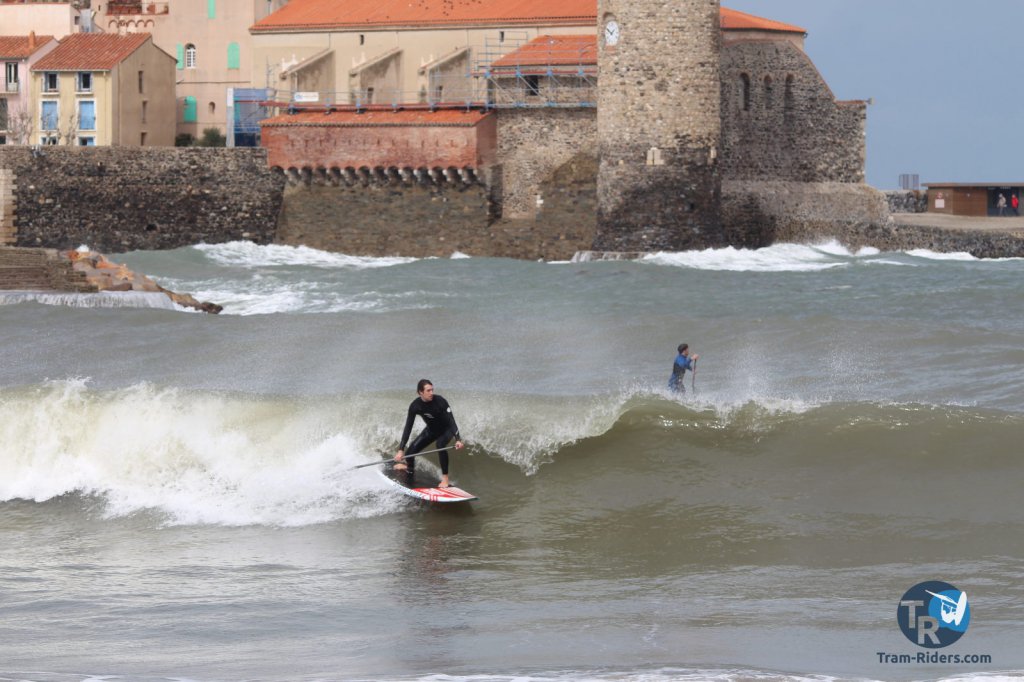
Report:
207,0,216,19
176,44,184,70
227,42,240,70
184,96,197,123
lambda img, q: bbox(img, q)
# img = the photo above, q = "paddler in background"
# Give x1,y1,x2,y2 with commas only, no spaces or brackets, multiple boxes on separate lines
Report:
394,379,464,488
668,343,699,393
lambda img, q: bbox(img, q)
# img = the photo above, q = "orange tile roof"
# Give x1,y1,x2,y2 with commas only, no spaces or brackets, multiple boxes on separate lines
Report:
32,33,151,71
253,1,806,34
252,0,595,32
0,35,56,59
720,7,805,34
489,10,804,70
261,109,493,127
491,35,596,69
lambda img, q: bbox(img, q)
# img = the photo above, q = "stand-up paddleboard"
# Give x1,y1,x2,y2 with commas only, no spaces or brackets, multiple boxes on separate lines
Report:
378,462,478,503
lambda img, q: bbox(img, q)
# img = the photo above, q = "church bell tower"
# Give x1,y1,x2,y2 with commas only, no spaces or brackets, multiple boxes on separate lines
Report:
594,0,723,251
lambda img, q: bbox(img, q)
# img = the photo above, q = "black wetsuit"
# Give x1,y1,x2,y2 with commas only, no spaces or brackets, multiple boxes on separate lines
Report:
399,395,460,474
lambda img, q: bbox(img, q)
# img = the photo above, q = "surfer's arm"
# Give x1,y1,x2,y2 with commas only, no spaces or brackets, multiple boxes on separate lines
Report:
442,397,461,444
397,403,417,455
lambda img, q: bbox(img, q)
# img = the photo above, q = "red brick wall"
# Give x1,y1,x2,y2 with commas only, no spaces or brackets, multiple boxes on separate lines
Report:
261,113,497,170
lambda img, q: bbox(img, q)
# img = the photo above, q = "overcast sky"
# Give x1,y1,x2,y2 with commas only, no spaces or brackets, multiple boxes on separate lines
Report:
724,0,1022,188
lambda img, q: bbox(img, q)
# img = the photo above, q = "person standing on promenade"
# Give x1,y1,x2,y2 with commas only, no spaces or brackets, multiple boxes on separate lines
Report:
668,343,700,393
1012,194,1019,216
394,379,463,488
997,193,1007,216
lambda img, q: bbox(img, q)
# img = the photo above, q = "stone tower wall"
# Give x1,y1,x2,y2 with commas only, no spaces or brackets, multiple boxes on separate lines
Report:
720,40,867,183
595,0,724,251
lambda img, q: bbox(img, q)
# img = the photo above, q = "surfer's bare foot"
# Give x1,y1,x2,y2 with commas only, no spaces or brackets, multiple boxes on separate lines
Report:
393,462,408,471
439,476,450,488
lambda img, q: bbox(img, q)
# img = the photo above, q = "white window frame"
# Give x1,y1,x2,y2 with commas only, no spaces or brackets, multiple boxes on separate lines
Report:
4,62,18,92
40,134,59,145
43,72,59,92
77,136,95,146
184,44,197,69
77,71,93,93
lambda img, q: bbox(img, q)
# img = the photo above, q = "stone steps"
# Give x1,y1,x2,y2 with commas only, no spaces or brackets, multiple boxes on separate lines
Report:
0,247,96,292
0,266,56,290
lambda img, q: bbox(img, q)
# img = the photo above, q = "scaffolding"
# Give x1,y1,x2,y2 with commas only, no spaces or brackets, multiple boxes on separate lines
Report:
474,33,597,108
231,88,271,147
261,32,598,116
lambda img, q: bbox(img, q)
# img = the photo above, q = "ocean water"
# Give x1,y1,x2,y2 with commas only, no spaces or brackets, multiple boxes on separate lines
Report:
1,240,1023,681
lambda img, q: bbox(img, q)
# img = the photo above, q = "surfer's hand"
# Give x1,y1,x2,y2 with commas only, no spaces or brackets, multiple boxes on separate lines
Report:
455,441,464,450
394,450,405,462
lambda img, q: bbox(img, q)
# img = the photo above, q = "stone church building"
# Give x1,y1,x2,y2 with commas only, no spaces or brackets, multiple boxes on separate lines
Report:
255,0,887,258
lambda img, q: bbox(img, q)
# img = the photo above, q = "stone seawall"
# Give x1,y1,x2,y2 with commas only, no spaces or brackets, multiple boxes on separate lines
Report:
0,147,284,253
884,190,927,214
275,170,493,258
723,181,1024,258
722,180,891,247
3,146,1019,262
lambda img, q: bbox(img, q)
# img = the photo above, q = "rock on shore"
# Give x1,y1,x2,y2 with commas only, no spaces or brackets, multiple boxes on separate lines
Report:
65,249,223,314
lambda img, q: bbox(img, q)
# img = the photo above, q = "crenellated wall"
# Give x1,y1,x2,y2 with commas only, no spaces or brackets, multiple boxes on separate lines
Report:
0,147,284,253
274,165,494,257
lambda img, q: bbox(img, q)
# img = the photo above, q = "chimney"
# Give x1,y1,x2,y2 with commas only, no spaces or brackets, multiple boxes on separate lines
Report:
29,31,37,50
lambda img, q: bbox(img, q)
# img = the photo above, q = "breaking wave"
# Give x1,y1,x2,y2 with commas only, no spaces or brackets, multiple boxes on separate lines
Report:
2,379,1021,527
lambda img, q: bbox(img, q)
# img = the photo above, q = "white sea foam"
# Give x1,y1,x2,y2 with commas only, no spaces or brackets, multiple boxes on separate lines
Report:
149,275,444,316
0,291,180,311
640,239,1011,271
905,248,978,261
194,240,417,269
0,380,406,526
642,241,854,272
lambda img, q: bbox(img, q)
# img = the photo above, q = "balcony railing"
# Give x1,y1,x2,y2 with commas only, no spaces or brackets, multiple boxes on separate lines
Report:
4,82,18,94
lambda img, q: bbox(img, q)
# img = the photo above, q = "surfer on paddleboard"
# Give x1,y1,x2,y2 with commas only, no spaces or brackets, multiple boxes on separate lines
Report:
668,343,699,393
394,379,463,488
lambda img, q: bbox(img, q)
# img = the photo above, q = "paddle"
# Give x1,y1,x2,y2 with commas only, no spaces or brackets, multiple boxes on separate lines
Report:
691,357,698,392
352,445,459,470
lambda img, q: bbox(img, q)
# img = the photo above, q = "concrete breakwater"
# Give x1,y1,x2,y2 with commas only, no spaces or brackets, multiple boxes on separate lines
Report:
0,246,222,313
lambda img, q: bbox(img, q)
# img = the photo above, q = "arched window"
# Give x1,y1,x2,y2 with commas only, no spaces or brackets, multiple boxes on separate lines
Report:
763,75,774,109
740,73,751,112
784,75,795,111
208,101,216,114
185,43,197,69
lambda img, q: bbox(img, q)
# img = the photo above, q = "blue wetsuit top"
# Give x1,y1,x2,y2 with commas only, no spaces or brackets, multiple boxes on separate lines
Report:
668,355,694,390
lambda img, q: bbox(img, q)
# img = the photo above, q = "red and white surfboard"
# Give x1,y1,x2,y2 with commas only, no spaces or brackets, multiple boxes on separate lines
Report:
379,464,478,503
